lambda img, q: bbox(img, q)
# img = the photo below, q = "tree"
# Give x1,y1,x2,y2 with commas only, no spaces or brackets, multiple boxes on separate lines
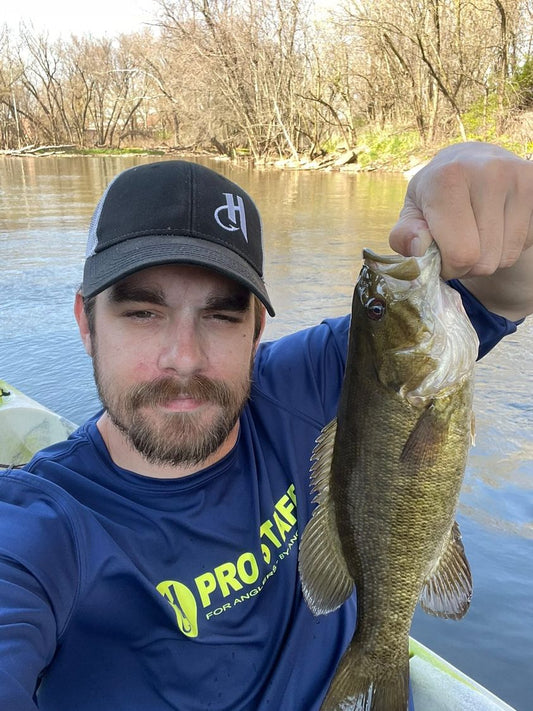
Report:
339,0,527,142
155,0,311,160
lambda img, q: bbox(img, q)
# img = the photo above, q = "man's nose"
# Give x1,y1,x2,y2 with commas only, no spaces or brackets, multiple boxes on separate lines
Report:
157,320,207,375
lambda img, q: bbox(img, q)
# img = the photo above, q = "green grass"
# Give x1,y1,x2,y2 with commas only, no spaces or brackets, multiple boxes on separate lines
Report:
74,147,166,156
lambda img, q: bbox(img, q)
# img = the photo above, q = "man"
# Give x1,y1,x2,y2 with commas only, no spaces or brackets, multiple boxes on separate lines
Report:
0,142,531,710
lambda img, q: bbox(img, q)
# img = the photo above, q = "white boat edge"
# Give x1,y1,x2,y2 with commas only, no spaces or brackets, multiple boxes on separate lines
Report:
409,637,516,710
0,380,77,467
0,381,518,710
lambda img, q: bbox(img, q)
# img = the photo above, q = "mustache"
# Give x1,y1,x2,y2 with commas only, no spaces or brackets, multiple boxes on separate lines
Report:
125,375,237,410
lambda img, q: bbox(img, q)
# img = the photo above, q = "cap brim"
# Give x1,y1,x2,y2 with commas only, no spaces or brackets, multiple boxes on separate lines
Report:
82,235,275,316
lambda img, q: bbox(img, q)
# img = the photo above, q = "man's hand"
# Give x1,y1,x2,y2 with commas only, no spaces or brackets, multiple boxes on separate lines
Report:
389,142,533,321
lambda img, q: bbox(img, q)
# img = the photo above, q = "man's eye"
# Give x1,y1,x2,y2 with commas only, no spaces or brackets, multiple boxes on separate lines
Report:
210,313,241,323
124,310,156,319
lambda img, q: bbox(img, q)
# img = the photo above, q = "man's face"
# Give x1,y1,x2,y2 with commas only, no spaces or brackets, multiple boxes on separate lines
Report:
77,265,264,470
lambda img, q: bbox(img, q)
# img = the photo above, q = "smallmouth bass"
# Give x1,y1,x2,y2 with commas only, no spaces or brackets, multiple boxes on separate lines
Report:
299,244,479,711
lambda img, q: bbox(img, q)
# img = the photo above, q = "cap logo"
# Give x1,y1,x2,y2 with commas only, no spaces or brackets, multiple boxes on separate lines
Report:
214,193,248,242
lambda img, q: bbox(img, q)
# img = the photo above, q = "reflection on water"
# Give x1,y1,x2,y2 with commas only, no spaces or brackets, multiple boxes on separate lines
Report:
463,325,533,540
1,155,531,710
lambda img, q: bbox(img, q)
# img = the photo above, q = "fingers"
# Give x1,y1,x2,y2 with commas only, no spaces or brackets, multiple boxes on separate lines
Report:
390,160,483,279
389,213,433,258
389,143,533,280
499,178,533,268
464,154,533,275
433,162,504,279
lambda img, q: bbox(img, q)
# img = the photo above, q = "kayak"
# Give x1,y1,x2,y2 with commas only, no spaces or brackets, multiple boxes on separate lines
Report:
0,379,76,467
409,638,516,710
0,380,517,711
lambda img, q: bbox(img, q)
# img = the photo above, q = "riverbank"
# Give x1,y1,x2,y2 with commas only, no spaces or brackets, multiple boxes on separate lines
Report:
0,142,430,175
1,135,528,176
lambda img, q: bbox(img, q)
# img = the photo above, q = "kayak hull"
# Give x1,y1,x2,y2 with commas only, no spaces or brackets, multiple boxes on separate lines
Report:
0,380,76,466
409,638,516,710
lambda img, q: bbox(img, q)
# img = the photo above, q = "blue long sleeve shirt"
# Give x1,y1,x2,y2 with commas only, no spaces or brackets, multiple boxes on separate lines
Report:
0,291,521,710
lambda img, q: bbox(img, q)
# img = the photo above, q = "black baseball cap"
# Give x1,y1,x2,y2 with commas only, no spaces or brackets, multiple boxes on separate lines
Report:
82,160,275,316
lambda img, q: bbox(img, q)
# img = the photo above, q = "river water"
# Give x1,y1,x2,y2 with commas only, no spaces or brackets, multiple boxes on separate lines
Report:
1,155,532,710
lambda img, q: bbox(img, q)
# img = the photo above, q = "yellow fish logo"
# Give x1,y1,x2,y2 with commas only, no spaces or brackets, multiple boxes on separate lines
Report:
157,580,199,638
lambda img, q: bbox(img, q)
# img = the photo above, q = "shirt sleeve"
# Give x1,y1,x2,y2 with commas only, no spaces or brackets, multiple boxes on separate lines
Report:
0,469,81,708
448,279,524,359
254,316,350,426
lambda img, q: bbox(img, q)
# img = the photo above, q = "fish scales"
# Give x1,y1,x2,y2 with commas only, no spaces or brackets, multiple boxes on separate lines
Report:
299,244,478,711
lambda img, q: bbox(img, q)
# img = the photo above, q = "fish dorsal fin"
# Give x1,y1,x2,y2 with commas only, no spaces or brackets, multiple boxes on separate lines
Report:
298,418,354,615
419,521,472,619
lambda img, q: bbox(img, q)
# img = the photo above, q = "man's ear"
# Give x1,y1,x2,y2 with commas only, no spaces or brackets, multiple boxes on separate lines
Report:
253,305,267,355
74,291,93,357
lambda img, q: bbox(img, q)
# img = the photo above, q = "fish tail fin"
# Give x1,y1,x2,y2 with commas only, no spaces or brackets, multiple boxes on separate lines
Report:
321,642,410,711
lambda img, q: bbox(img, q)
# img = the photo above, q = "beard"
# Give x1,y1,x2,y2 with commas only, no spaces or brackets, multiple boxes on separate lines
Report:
92,358,252,468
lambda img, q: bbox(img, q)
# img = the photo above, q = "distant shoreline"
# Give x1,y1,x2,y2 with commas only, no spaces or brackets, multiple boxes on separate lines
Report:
0,144,431,176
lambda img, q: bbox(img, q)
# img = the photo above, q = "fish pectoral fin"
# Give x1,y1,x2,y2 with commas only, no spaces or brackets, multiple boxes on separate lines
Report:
419,521,472,619
299,418,354,615
400,402,447,468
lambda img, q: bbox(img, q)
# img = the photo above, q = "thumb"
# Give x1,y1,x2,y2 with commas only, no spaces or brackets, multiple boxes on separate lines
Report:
389,208,434,257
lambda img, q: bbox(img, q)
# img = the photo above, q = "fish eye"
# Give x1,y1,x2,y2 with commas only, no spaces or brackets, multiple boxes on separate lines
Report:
365,297,386,321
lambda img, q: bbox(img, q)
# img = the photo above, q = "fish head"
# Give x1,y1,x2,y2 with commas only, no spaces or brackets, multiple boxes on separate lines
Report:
354,243,479,406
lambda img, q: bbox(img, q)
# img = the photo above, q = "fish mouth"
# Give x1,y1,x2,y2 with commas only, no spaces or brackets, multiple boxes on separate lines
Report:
362,248,408,263
359,242,479,405
362,242,440,282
